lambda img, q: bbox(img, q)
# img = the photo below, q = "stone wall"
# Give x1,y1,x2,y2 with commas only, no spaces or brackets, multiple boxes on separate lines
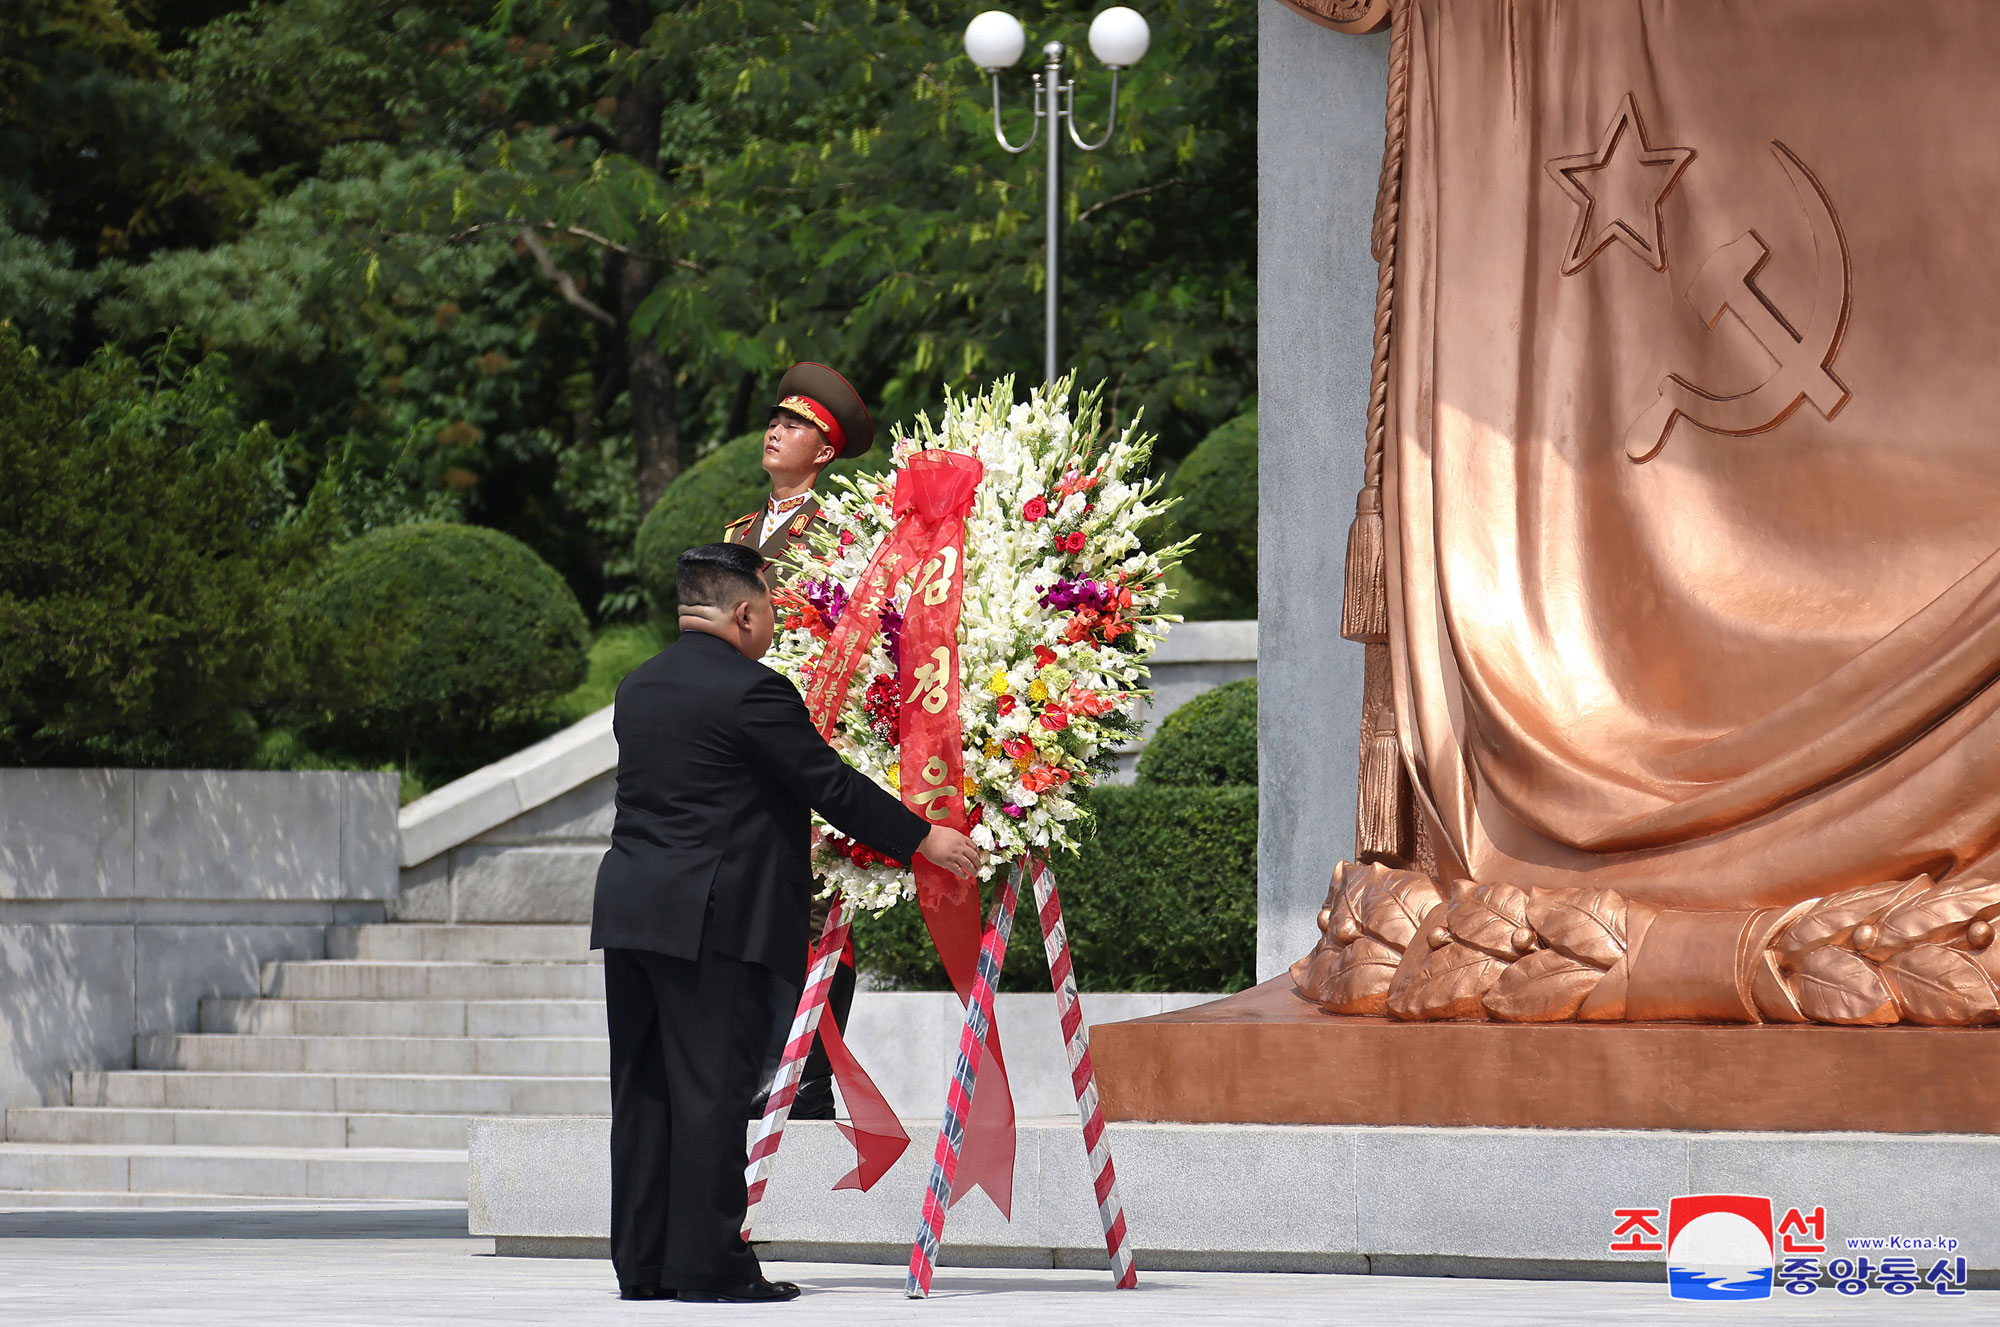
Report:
1256,4,1386,979
0,770,399,1111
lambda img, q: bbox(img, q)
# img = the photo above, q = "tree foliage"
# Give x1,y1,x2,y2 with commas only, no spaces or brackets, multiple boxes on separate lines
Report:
4,0,1255,632
0,326,333,766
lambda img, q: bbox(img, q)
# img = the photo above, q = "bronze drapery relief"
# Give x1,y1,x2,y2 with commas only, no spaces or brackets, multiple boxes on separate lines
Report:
1300,0,2000,1027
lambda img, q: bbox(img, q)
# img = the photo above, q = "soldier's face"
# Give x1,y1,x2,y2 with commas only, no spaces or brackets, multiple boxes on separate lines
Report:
764,411,837,478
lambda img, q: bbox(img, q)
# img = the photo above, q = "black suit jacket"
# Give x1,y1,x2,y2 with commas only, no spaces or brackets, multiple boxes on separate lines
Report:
589,630,929,977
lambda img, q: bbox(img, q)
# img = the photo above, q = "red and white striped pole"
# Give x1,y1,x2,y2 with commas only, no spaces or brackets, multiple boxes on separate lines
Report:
904,861,1023,1298
1026,857,1137,1288
742,895,849,1239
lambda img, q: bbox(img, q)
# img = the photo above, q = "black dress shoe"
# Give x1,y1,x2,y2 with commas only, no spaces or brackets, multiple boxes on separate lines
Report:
619,1285,674,1300
790,1079,836,1121
679,1280,801,1303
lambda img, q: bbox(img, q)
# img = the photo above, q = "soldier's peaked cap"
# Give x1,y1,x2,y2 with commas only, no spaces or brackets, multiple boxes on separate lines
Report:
770,362,875,459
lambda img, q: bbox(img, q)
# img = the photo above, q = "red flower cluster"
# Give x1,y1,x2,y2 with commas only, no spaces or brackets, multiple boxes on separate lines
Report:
828,833,905,870
1022,495,1049,522
1021,765,1072,794
863,673,900,744
1055,531,1087,554
1068,688,1117,717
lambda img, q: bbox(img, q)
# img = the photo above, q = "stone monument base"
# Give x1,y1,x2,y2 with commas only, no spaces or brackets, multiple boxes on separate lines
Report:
469,1116,1999,1283
1092,978,2000,1133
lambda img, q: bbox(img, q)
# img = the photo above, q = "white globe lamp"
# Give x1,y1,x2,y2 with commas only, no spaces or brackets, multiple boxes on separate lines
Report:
1087,7,1150,69
964,11,1027,72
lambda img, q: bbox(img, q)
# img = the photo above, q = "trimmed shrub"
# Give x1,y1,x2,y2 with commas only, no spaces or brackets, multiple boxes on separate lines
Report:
1136,678,1257,788
1166,403,1257,612
854,785,1257,992
297,523,589,754
0,330,334,767
634,431,874,622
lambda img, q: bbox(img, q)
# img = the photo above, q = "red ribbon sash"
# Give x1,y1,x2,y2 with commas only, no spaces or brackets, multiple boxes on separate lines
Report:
805,452,1018,1216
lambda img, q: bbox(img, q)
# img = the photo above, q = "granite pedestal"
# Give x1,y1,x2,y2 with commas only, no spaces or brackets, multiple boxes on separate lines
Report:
469,1115,2000,1282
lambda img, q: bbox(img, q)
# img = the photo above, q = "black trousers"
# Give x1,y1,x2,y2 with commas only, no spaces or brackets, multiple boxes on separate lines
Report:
603,946,775,1292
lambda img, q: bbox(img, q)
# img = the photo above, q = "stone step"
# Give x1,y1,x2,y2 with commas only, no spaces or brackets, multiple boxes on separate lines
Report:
201,997,606,1038
135,1034,608,1077
261,960,603,1001
7,1107,470,1150
0,1143,466,1201
71,1071,609,1116
0,1190,464,1209
325,924,595,962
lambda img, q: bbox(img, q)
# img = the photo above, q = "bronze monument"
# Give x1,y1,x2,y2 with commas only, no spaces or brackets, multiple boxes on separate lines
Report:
1097,0,2000,1129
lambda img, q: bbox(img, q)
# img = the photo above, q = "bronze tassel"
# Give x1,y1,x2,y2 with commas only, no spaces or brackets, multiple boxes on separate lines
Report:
1355,639,1410,862
1340,486,1388,644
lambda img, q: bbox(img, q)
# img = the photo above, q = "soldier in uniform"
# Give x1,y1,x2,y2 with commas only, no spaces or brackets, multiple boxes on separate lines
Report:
723,361,873,585
730,363,875,1121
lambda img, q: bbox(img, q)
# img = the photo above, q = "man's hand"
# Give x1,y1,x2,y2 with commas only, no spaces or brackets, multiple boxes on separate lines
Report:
916,825,982,879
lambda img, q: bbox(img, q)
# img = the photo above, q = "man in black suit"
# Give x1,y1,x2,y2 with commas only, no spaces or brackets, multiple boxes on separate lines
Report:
590,542,980,1304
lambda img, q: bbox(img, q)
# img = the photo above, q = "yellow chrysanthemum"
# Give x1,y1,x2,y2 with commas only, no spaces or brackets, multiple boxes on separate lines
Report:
984,740,1002,759
1028,679,1050,703
963,777,976,795
887,762,900,789
986,669,1011,695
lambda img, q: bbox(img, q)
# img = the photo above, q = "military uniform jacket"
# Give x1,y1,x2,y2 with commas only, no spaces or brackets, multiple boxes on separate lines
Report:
589,631,928,977
725,494,819,587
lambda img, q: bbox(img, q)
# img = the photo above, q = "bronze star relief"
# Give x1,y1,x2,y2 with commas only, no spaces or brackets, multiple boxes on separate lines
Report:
1547,93,1694,275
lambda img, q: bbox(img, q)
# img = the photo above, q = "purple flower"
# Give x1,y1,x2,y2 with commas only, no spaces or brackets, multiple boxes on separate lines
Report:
1001,803,1026,819
1039,577,1115,613
802,578,849,625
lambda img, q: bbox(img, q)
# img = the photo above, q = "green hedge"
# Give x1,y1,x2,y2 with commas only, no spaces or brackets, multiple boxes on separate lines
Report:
1137,678,1256,788
295,523,589,755
634,431,873,622
1166,403,1257,612
853,785,1256,992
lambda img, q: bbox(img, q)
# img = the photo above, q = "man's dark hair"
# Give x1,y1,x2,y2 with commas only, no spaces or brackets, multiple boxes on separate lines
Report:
677,542,768,611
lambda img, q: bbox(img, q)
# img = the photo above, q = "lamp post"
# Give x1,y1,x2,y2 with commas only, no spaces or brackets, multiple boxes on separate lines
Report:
964,8,1152,385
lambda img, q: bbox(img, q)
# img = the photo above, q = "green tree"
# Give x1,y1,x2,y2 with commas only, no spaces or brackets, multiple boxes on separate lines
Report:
0,327,335,766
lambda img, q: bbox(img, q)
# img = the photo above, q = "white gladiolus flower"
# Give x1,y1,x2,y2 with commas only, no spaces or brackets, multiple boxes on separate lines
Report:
766,377,1188,911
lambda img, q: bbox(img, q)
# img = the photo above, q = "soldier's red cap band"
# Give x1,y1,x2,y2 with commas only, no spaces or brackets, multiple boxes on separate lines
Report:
776,395,846,452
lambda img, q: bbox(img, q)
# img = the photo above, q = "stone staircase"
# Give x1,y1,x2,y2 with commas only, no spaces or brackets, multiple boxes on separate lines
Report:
0,923,603,1208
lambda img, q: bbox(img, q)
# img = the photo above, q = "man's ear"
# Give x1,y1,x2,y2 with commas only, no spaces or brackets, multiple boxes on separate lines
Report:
732,597,756,631
816,442,837,469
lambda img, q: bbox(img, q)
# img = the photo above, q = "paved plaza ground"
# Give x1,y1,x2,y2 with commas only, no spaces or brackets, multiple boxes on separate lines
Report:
0,1208,1984,1325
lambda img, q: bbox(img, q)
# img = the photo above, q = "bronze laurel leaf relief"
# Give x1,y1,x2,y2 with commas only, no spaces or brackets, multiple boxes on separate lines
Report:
1293,862,2000,1027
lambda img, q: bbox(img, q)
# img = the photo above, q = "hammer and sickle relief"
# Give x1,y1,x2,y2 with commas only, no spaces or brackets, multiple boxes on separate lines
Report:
1622,142,1853,462
1548,98,1855,464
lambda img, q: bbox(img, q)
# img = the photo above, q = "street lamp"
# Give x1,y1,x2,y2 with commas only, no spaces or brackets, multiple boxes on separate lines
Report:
964,8,1152,384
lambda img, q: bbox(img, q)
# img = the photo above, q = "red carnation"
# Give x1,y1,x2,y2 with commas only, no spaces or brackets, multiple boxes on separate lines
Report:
1023,495,1049,522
